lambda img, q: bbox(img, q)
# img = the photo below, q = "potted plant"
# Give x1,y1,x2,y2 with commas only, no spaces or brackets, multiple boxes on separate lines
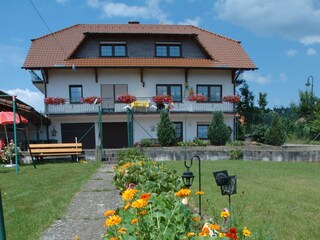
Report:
116,94,137,104
81,96,102,104
222,95,241,103
187,94,206,102
44,97,66,105
152,95,173,110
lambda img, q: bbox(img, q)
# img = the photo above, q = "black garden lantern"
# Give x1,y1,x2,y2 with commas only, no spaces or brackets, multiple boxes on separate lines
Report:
181,168,194,189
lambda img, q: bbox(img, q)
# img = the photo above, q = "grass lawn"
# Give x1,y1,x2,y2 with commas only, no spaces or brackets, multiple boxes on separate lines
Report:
0,161,101,240
164,160,320,240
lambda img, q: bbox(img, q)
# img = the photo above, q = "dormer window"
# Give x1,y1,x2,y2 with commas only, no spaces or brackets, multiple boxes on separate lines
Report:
100,42,127,57
155,42,181,57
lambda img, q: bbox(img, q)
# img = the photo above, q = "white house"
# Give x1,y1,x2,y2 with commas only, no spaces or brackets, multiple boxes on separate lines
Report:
23,22,256,149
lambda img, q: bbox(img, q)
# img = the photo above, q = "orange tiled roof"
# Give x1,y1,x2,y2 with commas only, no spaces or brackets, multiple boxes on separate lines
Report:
23,24,256,69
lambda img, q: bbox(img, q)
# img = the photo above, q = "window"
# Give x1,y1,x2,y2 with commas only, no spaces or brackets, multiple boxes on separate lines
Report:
197,85,222,102
69,85,83,103
197,124,209,139
155,43,181,57
173,122,183,142
100,42,126,57
156,84,182,102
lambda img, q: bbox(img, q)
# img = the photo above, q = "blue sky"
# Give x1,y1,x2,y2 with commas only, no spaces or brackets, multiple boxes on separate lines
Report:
1,0,320,112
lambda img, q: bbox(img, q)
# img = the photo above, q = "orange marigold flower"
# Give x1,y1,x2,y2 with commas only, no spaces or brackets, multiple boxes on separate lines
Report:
187,232,195,237
139,210,148,215
198,227,210,237
209,223,220,231
124,202,131,210
192,217,200,222
122,189,138,202
121,162,133,168
131,199,148,208
141,193,151,201
131,218,138,225
175,188,191,198
195,191,205,195
104,215,121,227
104,210,116,216
118,227,127,234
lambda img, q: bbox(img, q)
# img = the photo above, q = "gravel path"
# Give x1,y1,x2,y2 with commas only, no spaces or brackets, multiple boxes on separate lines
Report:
40,163,122,240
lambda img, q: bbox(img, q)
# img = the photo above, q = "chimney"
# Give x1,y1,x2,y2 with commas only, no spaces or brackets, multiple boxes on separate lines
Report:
128,21,140,24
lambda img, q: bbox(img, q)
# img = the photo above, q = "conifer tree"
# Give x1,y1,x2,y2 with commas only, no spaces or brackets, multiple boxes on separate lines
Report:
157,110,176,146
208,111,231,145
265,115,286,146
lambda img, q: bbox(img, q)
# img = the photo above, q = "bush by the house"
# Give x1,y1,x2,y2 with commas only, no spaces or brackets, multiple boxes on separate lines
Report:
208,111,232,146
265,116,286,146
157,110,176,146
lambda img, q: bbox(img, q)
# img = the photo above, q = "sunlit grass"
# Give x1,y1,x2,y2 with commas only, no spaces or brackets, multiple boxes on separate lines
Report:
0,162,101,240
164,160,320,240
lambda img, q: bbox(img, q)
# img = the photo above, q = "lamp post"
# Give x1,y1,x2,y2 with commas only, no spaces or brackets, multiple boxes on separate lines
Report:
181,155,202,215
306,75,314,141
213,170,237,226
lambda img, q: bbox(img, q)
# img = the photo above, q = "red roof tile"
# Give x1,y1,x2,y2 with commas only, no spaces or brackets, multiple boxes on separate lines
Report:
23,24,256,70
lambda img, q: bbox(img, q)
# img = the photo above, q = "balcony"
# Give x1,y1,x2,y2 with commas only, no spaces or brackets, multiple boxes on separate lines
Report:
45,97,235,115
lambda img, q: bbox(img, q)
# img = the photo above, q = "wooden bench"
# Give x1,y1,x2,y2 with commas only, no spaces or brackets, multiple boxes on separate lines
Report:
29,143,82,162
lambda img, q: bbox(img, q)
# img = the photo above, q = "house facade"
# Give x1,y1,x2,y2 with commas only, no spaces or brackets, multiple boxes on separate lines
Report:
23,23,256,149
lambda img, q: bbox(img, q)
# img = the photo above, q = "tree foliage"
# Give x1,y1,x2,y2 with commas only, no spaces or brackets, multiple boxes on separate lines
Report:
208,111,232,145
265,115,286,146
157,110,176,146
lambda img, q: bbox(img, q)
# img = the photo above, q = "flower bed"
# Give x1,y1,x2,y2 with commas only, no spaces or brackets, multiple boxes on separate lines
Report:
103,149,251,239
80,96,102,104
187,94,206,102
222,95,241,103
116,94,137,104
44,97,66,105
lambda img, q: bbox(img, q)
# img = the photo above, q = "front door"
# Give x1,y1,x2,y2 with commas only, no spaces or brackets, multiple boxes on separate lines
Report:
102,122,128,148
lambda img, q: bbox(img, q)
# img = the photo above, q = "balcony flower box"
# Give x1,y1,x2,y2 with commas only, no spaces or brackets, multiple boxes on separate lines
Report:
116,94,137,104
152,95,173,110
187,94,206,102
81,96,102,104
222,95,241,103
44,97,66,105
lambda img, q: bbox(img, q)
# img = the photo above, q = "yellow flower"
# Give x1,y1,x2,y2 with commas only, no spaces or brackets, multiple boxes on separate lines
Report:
209,223,220,231
152,161,157,165
187,232,195,237
131,218,138,225
122,189,138,202
124,202,131,210
220,210,230,218
131,199,148,208
121,162,133,168
195,191,205,195
192,217,200,222
118,227,127,234
104,210,116,216
219,232,227,237
175,189,191,198
104,215,121,227
243,227,251,237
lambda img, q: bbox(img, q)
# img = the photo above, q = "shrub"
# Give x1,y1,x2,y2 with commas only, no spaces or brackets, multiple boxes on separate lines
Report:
157,110,176,146
207,111,232,146
140,138,153,147
250,124,268,143
193,137,208,146
229,149,244,160
265,116,286,146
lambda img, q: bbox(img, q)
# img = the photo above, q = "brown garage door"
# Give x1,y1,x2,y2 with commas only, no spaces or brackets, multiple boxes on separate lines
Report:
102,122,128,149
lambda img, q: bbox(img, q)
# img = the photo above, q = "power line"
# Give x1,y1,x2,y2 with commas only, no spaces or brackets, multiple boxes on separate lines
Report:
28,0,67,55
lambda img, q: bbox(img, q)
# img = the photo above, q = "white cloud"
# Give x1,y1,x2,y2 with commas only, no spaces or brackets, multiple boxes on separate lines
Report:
286,49,298,57
87,0,170,23
306,48,317,56
3,89,44,112
0,45,25,66
244,72,271,85
178,17,201,26
214,0,320,44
